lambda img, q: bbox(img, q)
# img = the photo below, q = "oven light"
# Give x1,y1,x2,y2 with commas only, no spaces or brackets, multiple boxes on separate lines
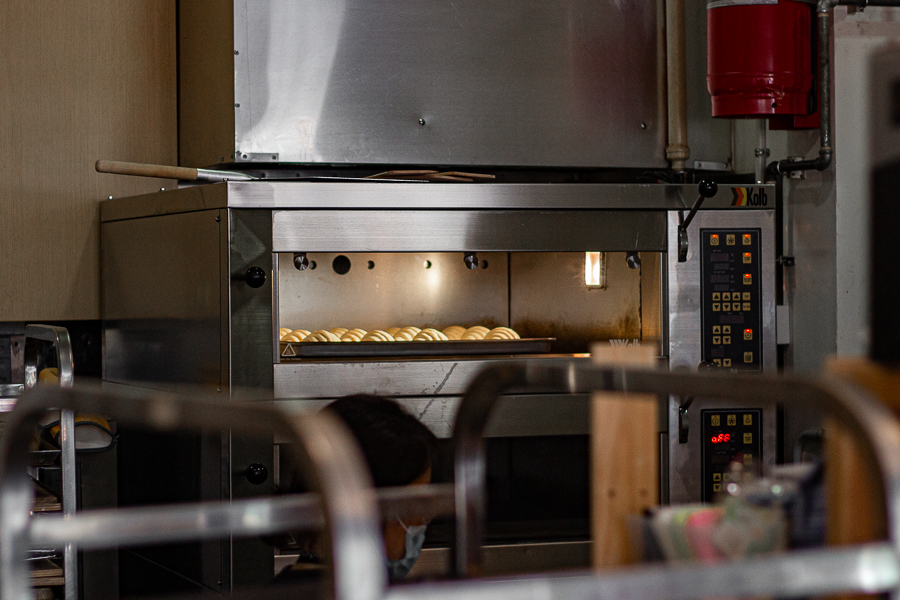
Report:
584,252,607,288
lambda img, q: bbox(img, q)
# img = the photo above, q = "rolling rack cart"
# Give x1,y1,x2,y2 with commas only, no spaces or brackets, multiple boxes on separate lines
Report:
2,364,900,600
19,325,77,599
0,384,455,600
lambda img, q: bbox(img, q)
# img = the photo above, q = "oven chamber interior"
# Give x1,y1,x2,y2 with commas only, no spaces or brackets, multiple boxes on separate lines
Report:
274,251,659,358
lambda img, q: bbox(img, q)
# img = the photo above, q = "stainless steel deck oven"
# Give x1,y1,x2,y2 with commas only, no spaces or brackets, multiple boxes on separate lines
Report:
100,180,776,591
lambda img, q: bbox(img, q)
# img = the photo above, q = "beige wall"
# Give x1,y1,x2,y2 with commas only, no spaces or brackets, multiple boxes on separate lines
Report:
0,1,177,320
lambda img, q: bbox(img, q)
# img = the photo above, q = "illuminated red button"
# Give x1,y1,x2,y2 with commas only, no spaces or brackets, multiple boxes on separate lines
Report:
744,328,753,340
743,234,752,245
743,273,752,285
710,234,719,246
743,252,752,264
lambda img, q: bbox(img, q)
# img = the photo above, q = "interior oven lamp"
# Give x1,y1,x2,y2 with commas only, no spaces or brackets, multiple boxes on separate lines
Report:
584,252,608,288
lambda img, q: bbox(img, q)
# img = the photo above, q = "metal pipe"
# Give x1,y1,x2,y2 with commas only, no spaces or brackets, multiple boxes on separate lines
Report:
773,0,900,176
666,0,690,171
756,119,769,184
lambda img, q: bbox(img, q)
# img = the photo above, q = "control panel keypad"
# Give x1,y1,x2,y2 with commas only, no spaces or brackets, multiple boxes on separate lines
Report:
701,229,762,371
701,408,762,501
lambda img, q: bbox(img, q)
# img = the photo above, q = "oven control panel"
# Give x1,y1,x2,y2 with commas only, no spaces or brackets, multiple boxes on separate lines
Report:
700,228,762,371
700,409,762,501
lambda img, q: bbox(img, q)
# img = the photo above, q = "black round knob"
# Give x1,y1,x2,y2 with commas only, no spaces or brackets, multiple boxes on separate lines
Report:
245,463,268,485
698,179,718,198
245,266,266,288
293,253,309,271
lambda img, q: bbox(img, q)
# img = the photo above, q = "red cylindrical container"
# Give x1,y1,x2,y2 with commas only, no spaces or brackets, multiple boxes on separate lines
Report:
707,0,814,118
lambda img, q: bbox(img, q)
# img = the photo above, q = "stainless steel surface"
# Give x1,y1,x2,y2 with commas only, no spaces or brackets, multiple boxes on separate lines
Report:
31,483,454,551
388,543,900,600
275,393,592,439
221,0,666,167
277,252,508,336
272,210,667,253
449,362,900,586
510,253,644,350
99,183,765,222
408,541,592,579
667,207,777,372
0,385,388,600
196,167,254,182
102,210,223,387
273,356,592,400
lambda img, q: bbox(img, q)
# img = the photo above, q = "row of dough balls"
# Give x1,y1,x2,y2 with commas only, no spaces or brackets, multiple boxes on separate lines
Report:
279,325,520,343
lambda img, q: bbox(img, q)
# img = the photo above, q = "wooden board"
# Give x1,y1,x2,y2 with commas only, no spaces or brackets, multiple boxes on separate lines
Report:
0,1,177,320
825,357,900,600
590,345,658,568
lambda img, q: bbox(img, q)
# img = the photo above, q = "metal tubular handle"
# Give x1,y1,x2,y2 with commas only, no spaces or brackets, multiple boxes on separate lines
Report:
0,386,387,600
24,324,74,389
450,362,900,591
29,483,455,551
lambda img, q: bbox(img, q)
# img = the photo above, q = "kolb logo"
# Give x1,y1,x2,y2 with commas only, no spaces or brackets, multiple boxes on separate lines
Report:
731,188,768,207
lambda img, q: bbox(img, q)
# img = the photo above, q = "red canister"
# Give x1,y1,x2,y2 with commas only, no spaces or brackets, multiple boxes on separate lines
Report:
707,0,815,118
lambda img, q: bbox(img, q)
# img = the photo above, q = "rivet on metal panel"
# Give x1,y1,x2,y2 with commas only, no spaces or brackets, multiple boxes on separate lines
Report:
235,103,241,108
234,50,239,55
241,153,248,159
160,187,165,192
215,216,221,223
419,119,426,126
107,196,113,200
641,122,648,130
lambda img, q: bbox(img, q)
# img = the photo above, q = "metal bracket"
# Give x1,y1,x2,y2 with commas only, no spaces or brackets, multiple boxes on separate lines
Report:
677,180,718,262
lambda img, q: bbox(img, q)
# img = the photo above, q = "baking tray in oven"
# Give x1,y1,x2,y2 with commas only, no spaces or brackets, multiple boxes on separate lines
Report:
279,338,554,359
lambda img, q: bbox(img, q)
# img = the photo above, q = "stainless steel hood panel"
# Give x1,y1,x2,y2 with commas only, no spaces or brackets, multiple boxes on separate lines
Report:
272,209,667,253
100,183,764,222
231,0,665,167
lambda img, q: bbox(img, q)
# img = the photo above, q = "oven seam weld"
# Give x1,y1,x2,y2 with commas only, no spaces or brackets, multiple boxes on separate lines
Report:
431,363,458,397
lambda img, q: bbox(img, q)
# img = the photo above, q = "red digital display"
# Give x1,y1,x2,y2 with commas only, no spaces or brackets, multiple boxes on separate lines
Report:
711,433,731,443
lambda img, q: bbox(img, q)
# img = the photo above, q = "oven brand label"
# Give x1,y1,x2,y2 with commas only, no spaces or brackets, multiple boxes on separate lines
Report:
731,187,768,207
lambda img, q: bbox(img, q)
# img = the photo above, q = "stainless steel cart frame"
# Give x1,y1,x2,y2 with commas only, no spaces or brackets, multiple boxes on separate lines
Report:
0,386,392,600
3,367,900,600
443,364,900,595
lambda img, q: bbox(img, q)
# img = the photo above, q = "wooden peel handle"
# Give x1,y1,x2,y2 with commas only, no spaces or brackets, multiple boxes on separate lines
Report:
95,160,199,181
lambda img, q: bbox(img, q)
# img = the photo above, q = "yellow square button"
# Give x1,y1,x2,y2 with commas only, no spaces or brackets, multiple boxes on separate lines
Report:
722,303,730,311
743,454,753,465
744,329,753,340
713,303,720,312
723,336,731,344
713,336,721,345
726,234,736,245
727,414,736,426
743,233,752,245
713,473,721,482
742,292,751,301
742,302,751,311
743,273,752,285
723,358,732,367
743,432,753,444
743,252,752,264
711,234,720,246
723,326,731,334
743,414,753,425
712,292,720,301
722,292,731,301
713,483,722,492
723,473,731,481
743,352,753,363
713,326,721,334
711,415,720,426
